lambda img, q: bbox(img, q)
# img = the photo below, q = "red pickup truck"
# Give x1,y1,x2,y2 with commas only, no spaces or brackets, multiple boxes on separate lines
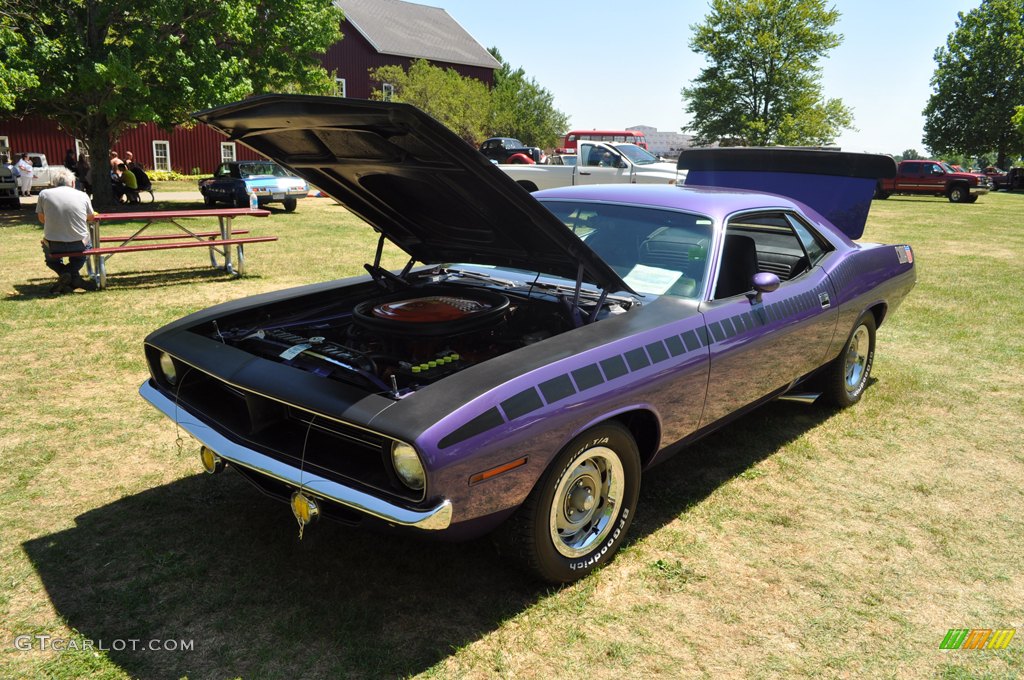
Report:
875,160,993,203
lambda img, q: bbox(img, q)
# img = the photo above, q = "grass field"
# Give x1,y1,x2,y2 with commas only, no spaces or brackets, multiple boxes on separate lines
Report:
1,188,1022,679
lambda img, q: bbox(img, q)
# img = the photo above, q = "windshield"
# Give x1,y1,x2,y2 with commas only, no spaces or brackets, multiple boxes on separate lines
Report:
540,200,713,299
240,163,290,178
940,162,957,173
615,144,659,165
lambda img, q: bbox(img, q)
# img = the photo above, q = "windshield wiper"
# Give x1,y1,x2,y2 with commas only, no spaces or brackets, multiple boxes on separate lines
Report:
525,279,638,307
443,267,520,288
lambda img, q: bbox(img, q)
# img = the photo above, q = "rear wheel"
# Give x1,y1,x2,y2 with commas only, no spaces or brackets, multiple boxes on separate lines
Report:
948,185,968,203
282,197,297,212
497,422,640,583
823,313,876,408
874,183,890,199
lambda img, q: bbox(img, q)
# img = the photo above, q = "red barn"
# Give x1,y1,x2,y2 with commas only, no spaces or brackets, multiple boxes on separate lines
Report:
0,0,497,176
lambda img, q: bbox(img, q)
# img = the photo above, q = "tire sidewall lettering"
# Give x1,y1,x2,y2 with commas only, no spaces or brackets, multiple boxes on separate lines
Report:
568,510,630,571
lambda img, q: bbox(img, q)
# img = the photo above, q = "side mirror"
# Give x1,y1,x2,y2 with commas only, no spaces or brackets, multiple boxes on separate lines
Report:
748,272,780,304
617,160,629,169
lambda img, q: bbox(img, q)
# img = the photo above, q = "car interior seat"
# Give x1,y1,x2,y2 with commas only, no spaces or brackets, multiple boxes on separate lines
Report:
714,234,760,299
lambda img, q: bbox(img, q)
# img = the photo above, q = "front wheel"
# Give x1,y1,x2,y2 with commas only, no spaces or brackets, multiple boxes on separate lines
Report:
948,185,968,203
203,192,216,207
823,313,876,408
497,422,641,583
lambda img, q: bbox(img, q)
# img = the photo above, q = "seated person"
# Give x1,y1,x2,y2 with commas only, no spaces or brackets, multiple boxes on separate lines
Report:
130,163,151,191
119,162,139,203
110,166,126,202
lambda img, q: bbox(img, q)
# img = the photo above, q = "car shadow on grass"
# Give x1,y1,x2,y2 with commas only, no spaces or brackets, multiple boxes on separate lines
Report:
22,398,841,678
630,399,841,537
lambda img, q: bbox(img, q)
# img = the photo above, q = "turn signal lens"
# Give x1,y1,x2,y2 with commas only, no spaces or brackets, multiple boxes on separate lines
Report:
199,446,224,474
290,491,319,525
391,442,425,491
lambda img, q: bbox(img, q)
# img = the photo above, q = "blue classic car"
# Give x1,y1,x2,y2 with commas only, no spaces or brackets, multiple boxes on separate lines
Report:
199,160,308,211
142,96,915,583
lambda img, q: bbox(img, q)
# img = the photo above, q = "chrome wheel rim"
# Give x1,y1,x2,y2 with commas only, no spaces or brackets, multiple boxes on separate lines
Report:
549,446,625,558
844,325,870,393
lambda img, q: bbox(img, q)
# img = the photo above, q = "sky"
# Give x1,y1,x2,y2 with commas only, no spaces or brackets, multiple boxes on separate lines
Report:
435,0,983,154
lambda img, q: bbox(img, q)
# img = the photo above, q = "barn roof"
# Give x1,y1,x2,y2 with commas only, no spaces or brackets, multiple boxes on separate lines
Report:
336,0,500,70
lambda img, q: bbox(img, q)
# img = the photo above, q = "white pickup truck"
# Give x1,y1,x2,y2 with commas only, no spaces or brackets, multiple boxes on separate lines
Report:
27,153,57,191
499,141,682,192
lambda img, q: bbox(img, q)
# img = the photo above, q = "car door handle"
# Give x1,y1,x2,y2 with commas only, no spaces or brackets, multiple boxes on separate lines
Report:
819,292,831,308
579,171,591,175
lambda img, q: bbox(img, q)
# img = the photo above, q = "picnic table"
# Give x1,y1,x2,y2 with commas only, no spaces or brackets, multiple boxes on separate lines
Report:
79,207,276,289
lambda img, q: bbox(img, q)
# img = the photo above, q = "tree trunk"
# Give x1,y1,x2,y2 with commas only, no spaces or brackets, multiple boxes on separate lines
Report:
83,127,116,209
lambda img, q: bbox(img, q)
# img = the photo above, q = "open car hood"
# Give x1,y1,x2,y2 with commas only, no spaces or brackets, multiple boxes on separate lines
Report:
194,95,631,293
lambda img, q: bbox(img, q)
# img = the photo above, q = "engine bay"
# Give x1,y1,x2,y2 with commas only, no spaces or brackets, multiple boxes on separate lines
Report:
203,271,634,397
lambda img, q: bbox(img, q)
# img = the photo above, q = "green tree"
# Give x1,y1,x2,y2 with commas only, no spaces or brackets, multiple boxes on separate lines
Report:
7,0,342,206
370,59,490,144
681,0,853,147
0,18,38,112
901,149,923,160
923,0,1024,169
486,47,568,149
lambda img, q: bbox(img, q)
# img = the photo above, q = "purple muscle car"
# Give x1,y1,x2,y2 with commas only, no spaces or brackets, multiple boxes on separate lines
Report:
140,95,915,583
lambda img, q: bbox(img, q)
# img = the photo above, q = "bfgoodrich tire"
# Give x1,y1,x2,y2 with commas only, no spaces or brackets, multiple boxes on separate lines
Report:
497,422,641,584
823,313,876,408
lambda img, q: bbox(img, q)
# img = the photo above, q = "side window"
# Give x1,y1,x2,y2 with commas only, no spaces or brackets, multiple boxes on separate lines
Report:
786,214,831,267
715,212,812,299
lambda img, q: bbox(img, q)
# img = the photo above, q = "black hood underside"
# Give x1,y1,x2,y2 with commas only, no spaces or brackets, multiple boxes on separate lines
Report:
194,95,629,292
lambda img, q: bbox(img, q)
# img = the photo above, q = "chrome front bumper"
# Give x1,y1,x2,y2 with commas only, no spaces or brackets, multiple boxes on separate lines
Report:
139,381,453,530
969,186,990,195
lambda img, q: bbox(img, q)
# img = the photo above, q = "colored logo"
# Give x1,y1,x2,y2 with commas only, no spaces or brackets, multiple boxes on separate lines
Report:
940,629,1016,650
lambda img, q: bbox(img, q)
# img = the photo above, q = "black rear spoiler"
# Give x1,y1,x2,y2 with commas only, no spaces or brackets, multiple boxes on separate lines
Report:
678,148,897,240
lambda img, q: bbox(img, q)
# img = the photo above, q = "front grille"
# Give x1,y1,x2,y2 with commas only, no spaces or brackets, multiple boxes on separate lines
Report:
162,361,419,502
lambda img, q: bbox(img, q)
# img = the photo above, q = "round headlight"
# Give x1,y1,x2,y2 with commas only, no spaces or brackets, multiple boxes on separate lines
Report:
159,352,177,385
391,442,425,491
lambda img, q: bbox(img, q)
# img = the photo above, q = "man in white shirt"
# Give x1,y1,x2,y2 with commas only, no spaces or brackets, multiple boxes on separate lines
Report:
15,153,33,197
36,167,97,294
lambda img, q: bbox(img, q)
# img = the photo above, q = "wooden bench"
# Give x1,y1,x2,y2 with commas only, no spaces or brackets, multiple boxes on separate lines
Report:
73,207,273,288
54,236,279,257
98,229,249,242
